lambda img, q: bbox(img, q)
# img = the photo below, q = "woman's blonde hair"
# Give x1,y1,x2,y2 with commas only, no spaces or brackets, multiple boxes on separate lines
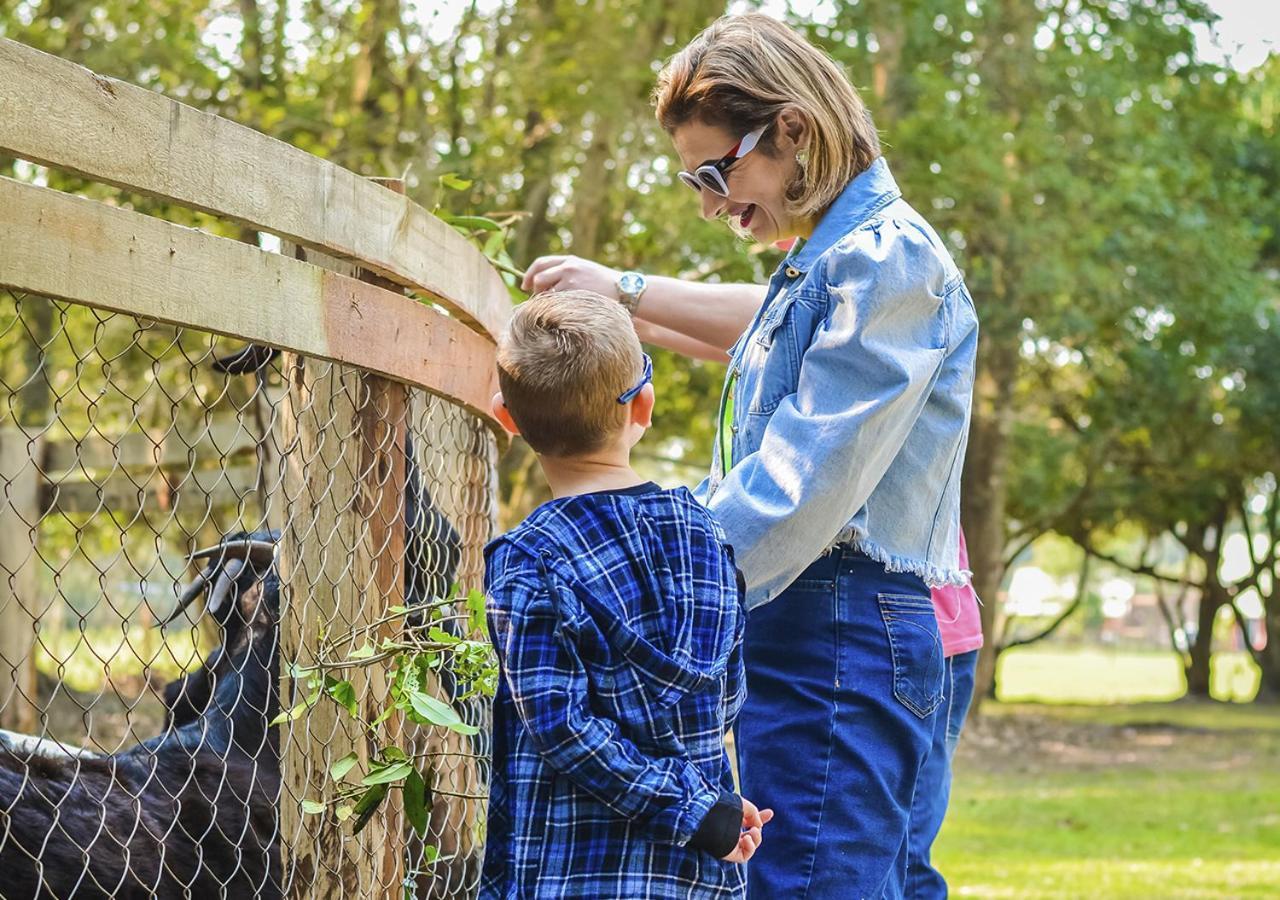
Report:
654,13,880,221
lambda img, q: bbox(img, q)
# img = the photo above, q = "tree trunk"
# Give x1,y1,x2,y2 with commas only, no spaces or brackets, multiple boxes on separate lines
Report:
963,340,1017,706
1250,602,1280,702
868,1,906,123
1187,580,1226,698
961,0,1039,712
570,116,615,260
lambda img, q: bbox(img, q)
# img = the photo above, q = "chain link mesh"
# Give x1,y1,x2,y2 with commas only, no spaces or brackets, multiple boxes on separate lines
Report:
0,288,496,898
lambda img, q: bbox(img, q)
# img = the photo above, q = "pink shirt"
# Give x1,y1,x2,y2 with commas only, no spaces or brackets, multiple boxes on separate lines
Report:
932,529,983,657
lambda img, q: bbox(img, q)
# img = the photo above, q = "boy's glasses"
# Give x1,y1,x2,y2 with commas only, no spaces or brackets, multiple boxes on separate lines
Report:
617,354,653,404
677,124,769,197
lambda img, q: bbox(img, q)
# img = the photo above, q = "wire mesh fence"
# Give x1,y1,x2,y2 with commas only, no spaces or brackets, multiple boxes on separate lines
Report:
0,287,497,898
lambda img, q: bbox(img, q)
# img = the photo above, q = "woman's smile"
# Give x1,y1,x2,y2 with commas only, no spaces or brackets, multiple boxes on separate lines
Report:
731,203,756,230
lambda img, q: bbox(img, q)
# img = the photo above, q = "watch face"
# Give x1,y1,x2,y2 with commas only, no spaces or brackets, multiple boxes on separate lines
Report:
619,272,644,295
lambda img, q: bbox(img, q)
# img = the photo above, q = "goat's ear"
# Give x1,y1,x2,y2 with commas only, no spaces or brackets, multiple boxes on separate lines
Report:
207,558,247,619
212,343,279,374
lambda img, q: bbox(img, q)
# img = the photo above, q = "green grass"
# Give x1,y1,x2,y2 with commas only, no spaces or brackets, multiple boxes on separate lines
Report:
997,647,1261,704
35,623,206,691
934,649,1280,899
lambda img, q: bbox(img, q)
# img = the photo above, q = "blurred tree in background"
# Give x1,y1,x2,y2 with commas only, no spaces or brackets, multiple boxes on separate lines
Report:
2,0,1276,703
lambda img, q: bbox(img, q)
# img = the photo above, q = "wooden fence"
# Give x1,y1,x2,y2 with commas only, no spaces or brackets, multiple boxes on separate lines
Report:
0,37,510,898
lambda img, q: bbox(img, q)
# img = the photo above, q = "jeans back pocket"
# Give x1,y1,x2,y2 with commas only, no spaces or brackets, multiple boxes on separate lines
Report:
877,593,944,718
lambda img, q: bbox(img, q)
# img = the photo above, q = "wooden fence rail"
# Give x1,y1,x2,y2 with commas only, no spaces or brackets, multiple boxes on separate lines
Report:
0,37,509,898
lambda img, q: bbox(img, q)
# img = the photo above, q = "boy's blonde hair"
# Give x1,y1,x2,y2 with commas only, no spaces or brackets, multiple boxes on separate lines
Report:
654,13,880,221
497,291,645,457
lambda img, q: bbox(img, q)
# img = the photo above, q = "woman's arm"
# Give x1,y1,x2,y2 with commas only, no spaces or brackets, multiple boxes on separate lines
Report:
633,319,730,363
522,255,766,353
707,235,953,609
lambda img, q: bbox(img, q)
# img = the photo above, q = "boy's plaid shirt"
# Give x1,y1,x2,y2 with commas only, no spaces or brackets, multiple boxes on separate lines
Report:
479,484,748,899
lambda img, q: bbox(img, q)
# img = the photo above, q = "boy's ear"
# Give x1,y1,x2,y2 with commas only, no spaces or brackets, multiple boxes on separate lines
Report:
629,383,655,429
491,392,521,436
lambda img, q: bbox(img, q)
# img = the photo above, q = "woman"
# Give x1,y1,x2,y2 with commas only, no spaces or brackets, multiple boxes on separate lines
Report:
522,14,977,898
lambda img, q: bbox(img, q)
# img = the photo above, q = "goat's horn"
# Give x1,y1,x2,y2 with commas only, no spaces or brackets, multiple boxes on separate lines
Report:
206,558,246,619
158,564,215,627
189,538,277,567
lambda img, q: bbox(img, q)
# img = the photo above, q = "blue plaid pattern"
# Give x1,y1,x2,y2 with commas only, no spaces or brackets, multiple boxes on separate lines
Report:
480,484,748,899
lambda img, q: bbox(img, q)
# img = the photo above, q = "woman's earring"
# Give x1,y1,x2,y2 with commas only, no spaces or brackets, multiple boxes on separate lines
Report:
795,147,810,177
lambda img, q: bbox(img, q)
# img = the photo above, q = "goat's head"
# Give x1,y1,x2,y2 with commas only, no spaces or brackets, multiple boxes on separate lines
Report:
159,530,281,733
161,530,279,632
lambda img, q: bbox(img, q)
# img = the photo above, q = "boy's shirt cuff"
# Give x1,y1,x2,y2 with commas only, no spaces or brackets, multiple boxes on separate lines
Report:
687,789,743,858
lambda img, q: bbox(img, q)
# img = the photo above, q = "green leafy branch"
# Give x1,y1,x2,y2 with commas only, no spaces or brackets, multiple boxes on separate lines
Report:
433,173,528,292
274,585,495,841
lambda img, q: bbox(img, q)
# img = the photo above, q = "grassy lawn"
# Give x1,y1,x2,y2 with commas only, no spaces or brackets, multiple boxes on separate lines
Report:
996,647,1260,704
934,648,1280,898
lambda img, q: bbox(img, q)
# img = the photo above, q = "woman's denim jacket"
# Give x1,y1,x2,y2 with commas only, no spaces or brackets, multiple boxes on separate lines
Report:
695,157,978,610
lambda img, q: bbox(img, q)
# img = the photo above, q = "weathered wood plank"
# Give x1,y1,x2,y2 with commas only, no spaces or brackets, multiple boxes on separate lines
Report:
0,428,41,733
41,416,259,475
0,177,502,436
0,38,511,342
277,191,409,896
38,465,262,516
277,358,408,898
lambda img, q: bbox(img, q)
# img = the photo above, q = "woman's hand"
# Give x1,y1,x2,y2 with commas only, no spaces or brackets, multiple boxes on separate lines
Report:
521,255,621,298
722,797,775,863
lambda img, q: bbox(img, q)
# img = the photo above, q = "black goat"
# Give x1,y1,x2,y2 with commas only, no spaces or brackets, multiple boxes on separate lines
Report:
0,533,282,899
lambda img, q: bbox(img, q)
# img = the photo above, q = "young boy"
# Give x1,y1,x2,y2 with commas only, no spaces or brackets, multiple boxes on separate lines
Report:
481,291,771,899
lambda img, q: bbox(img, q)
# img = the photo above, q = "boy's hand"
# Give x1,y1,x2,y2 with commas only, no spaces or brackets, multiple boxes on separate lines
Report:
721,797,774,863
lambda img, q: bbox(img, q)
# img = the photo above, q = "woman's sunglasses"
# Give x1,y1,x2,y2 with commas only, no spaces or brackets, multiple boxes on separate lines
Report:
677,124,769,197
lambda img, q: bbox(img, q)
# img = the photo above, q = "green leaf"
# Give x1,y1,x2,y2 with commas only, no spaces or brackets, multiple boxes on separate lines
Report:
408,692,464,728
361,760,414,786
444,214,502,232
438,173,473,191
467,588,487,633
269,684,321,726
428,625,460,645
352,783,387,834
403,765,432,838
327,679,359,718
348,643,376,660
370,705,396,729
335,804,354,822
301,799,326,815
268,705,301,727
483,230,506,257
329,752,360,780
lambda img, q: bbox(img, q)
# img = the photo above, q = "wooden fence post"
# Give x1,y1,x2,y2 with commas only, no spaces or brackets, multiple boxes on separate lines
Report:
0,427,41,734
278,178,411,898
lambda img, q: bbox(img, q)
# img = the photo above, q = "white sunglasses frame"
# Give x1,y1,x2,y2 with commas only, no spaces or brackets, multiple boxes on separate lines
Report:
677,124,769,197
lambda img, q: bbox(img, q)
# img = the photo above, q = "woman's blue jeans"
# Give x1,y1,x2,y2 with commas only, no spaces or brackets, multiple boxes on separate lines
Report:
737,548,945,899
905,648,979,898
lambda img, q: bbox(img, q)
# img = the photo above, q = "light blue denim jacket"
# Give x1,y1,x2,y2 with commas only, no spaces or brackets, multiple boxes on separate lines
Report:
695,157,978,609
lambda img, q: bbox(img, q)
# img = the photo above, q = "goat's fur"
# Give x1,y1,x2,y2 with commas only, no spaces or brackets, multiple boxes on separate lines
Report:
0,534,282,899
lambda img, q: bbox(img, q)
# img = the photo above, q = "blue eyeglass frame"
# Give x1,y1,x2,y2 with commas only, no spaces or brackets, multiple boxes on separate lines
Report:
617,353,653,404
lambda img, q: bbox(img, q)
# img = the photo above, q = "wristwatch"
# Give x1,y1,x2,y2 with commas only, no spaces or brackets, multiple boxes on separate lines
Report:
616,271,647,315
